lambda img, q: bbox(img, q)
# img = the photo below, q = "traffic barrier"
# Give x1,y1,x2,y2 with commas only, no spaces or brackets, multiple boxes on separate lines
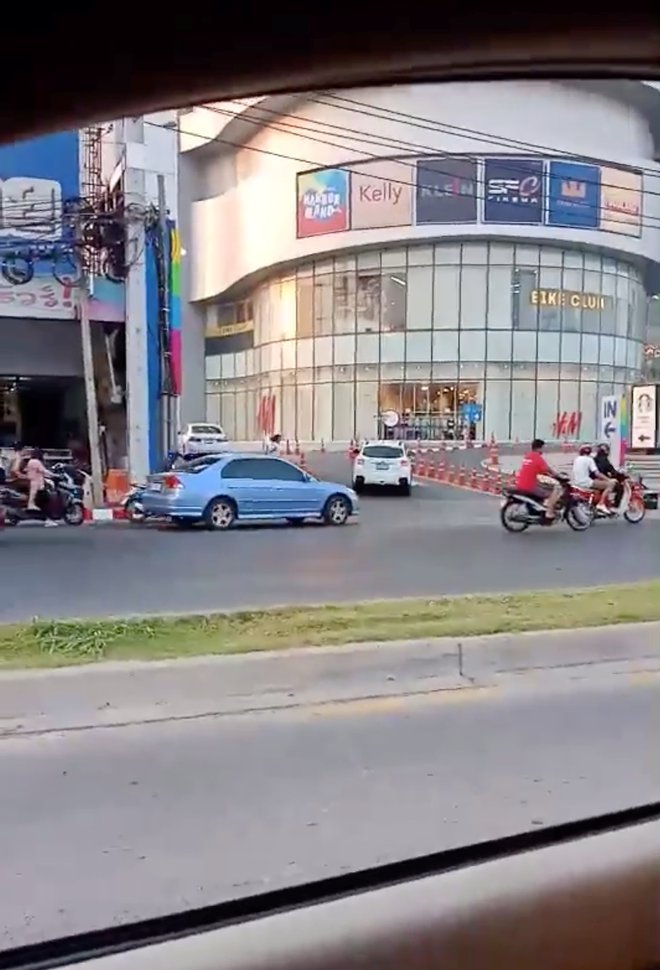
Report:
320,439,326,453
437,460,446,482
104,468,130,506
488,435,499,467
458,465,466,486
295,439,300,456
285,438,291,455
469,467,479,490
299,451,307,470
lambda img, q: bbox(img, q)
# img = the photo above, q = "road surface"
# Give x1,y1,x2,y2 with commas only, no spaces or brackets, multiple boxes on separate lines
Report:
2,661,660,947
1,467,658,621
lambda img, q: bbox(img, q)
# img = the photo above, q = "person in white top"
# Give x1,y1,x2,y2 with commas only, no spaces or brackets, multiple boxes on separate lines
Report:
571,445,616,514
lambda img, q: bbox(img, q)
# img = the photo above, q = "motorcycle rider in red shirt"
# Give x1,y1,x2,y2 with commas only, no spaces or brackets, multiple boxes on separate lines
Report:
515,438,562,522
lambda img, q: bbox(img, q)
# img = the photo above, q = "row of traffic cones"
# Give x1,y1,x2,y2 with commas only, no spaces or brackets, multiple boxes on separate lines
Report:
412,455,514,495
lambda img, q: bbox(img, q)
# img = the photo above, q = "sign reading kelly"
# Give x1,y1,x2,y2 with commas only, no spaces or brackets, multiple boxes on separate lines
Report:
415,157,477,224
547,160,600,229
350,160,413,230
483,158,543,224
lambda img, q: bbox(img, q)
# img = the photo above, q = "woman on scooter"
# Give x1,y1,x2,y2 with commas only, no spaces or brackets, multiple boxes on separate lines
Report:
25,448,58,526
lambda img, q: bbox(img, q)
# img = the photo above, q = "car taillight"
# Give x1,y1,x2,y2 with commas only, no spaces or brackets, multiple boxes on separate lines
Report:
400,459,410,467
163,474,183,490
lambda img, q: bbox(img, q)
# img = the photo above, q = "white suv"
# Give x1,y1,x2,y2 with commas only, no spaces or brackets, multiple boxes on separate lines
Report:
352,441,412,495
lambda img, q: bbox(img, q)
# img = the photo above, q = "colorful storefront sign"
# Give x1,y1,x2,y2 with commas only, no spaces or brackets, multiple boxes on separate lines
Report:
350,159,413,230
547,160,600,229
600,166,642,237
415,158,477,224
483,158,543,224
297,168,349,238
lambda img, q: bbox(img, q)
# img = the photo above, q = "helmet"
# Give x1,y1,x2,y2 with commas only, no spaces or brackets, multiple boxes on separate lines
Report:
579,444,592,455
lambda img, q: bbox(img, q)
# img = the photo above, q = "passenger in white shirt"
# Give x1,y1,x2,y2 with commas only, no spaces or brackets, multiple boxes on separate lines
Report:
571,445,616,513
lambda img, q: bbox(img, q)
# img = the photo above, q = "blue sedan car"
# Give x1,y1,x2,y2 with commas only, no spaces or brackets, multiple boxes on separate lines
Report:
140,453,359,530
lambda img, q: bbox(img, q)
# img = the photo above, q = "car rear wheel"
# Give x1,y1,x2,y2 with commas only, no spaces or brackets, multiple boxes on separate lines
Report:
204,497,236,531
353,476,364,493
323,494,351,526
399,480,411,496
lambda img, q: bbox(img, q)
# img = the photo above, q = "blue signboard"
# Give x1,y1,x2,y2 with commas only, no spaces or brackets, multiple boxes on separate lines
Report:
547,160,600,229
461,402,483,423
0,131,79,244
483,158,543,224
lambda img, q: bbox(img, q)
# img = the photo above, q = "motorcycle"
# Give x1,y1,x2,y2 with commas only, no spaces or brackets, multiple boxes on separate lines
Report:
500,474,593,533
573,475,647,526
0,470,85,527
122,483,146,523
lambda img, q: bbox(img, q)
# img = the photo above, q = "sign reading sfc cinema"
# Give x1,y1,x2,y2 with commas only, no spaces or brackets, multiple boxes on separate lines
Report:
484,158,543,224
297,168,349,238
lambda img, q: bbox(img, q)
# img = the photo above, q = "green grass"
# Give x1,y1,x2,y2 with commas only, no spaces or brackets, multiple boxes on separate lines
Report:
1,581,660,670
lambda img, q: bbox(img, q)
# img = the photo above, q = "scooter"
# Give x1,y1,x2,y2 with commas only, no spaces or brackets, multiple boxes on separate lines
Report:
122,451,184,523
573,475,647,525
122,483,146,523
0,472,85,527
500,474,593,533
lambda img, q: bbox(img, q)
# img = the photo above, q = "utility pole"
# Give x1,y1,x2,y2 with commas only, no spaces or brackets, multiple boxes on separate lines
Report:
157,173,173,456
79,275,104,506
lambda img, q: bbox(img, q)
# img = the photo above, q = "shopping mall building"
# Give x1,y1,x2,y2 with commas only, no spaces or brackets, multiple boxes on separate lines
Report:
179,80,660,444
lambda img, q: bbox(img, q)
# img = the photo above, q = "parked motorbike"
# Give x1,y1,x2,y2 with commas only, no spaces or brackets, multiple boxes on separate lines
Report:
122,484,146,523
0,471,85,527
500,474,593,533
573,475,647,526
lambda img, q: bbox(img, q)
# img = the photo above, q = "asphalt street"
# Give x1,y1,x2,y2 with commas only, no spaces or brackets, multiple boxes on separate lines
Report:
1,451,659,621
1,665,659,946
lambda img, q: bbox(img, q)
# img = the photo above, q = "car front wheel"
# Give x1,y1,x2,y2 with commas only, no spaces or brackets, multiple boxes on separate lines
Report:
323,494,351,526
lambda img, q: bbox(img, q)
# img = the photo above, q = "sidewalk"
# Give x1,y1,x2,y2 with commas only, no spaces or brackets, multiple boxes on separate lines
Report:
1,623,658,736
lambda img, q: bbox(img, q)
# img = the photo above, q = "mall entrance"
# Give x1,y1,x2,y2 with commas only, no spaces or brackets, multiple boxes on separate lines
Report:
377,381,481,441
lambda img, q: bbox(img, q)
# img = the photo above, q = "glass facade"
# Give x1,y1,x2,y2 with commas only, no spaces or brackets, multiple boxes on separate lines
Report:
204,241,646,443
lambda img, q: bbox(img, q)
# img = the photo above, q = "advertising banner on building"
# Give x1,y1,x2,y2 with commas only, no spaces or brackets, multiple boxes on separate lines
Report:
297,168,349,238
547,160,600,229
600,166,642,237
630,384,657,448
0,131,84,320
350,160,413,230
415,157,477,224
483,158,543,224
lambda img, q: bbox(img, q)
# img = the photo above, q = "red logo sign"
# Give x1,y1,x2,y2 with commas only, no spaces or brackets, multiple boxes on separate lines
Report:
553,410,582,438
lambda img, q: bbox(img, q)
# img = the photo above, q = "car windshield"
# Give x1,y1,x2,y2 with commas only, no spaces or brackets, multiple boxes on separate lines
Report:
1,75,659,953
362,445,404,459
190,425,222,435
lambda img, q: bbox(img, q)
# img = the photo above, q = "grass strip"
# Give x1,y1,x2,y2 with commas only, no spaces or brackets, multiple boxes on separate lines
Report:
1,581,659,670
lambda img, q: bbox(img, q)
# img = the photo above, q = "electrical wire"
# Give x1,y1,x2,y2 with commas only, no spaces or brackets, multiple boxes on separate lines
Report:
318,90,660,181
145,105,659,232
208,97,660,204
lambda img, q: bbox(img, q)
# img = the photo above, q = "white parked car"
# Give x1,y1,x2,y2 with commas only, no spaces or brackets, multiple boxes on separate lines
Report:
178,423,228,456
352,440,412,495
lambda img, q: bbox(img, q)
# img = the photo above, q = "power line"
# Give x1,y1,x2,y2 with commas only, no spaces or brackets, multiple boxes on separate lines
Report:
210,97,660,205
319,90,660,181
185,101,660,230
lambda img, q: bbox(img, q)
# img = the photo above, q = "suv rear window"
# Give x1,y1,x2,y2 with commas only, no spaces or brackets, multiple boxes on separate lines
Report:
362,445,404,458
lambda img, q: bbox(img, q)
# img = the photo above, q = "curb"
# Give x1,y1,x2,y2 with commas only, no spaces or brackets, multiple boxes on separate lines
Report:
84,508,128,523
